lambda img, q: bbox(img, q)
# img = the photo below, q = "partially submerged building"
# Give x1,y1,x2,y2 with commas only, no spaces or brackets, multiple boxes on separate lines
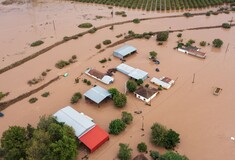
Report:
134,86,159,103
84,85,111,105
113,45,137,60
150,77,175,89
178,45,206,59
85,68,114,85
116,63,148,81
53,106,109,152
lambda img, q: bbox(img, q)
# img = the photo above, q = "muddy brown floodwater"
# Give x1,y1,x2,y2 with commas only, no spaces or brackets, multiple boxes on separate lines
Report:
0,0,235,160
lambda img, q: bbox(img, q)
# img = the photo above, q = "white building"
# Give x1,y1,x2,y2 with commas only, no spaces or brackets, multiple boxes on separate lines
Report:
85,68,114,85
177,46,206,59
150,77,175,90
134,86,159,103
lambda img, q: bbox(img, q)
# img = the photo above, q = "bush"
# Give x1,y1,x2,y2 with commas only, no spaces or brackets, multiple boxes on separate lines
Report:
29,97,38,103
55,60,70,69
41,71,47,76
188,39,195,44
86,80,91,85
116,34,123,38
118,143,132,160
206,12,211,16
70,92,82,104
114,93,127,108
41,92,50,97
145,84,149,88
108,88,119,97
137,142,147,152
183,12,193,17
75,78,79,83
159,151,188,160
133,18,140,24
222,23,231,29
88,27,97,33
63,36,70,41
109,119,126,135
0,92,9,101
30,40,44,47
158,42,163,45
150,150,160,160
83,79,87,83
72,55,77,60
103,40,112,45
95,44,101,49
149,51,157,58
200,41,207,46
99,58,107,63
177,33,182,37
163,129,180,149
121,112,133,124
126,80,137,92
78,23,93,28
212,39,223,48
136,79,143,85
156,32,169,41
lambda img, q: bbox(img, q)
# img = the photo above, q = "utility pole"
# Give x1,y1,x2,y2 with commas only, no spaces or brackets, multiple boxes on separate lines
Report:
141,116,144,131
53,20,56,31
192,73,195,83
225,43,230,54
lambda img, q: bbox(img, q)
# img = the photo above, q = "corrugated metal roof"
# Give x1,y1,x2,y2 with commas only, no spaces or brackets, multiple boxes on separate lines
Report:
84,86,111,104
114,45,137,57
53,106,95,138
150,77,172,89
128,68,148,80
101,75,114,84
116,63,135,75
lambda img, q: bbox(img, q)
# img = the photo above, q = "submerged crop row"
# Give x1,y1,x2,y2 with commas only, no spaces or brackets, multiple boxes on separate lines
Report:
76,0,235,11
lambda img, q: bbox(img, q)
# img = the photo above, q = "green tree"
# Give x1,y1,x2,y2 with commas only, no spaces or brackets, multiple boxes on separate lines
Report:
118,143,132,160
163,129,180,149
70,92,82,104
151,123,167,147
159,151,188,160
121,112,133,124
114,93,127,108
109,119,126,135
0,126,28,159
108,88,119,97
126,80,137,92
137,142,147,152
136,79,143,85
150,150,160,160
156,32,169,41
212,39,223,48
149,51,157,58
200,41,207,46
222,23,231,29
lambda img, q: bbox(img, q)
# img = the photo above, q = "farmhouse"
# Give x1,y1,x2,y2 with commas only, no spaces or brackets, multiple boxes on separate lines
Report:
116,63,148,81
134,86,159,103
84,85,111,105
178,45,206,59
113,45,137,59
53,106,109,152
85,68,114,85
150,77,175,89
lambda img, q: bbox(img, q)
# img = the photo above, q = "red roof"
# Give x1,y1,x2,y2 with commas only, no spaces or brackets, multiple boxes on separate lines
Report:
79,125,109,152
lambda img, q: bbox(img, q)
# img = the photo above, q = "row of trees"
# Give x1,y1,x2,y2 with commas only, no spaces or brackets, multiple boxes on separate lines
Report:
76,0,233,11
0,116,78,160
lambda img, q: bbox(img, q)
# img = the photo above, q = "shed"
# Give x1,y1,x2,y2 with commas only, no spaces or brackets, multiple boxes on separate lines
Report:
84,86,111,104
79,125,109,153
150,77,174,89
53,106,95,138
134,86,159,103
113,45,137,59
85,68,114,85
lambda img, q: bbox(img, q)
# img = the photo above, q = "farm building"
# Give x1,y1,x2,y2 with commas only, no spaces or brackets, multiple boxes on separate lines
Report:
150,77,175,89
116,63,148,81
134,86,159,103
53,106,109,153
113,45,137,59
84,85,111,105
178,45,206,59
85,68,114,85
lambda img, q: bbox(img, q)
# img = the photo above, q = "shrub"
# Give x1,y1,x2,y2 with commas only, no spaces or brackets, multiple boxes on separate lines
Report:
136,79,143,85
156,32,169,41
212,39,223,48
121,112,133,124
88,27,97,33
222,23,231,29
103,40,112,45
137,142,147,152
41,92,50,97
158,42,163,45
86,80,91,85
109,119,126,135
83,79,87,83
145,84,149,88
133,18,140,24
113,93,127,108
188,39,195,44
30,40,44,47
41,71,47,76
99,58,107,63
116,34,123,38
72,55,77,60
63,36,70,41
163,129,180,149
108,88,119,97
78,23,93,28
108,58,111,61
55,60,70,69
0,92,9,101
126,80,137,92
149,51,157,58
212,11,219,15
118,143,132,160
150,150,160,160
151,123,168,147
206,12,211,16
159,151,189,160
177,33,182,37
200,41,207,46
183,12,193,17
95,44,101,49
29,97,38,103
70,92,82,104
75,78,79,83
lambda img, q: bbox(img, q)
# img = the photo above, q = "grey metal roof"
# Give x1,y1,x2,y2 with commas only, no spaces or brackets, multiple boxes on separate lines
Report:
53,106,95,138
116,63,135,75
84,86,111,104
114,45,137,57
128,68,148,80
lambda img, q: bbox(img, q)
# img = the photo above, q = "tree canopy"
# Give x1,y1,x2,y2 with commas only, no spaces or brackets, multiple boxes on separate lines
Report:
109,88,127,108
159,151,188,160
156,32,169,41
212,39,223,48
109,119,126,135
126,80,137,93
118,143,132,160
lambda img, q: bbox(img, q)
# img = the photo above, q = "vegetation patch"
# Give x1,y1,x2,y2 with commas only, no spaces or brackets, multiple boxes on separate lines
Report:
212,39,223,48
121,111,133,124
103,40,112,45
78,23,93,28
132,18,140,24
222,23,231,29
70,92,82,104
55,60,70,69
109,88,127,108
183,12,193,17
95,43,101,49
109,119,126,135
28,97,38,103
0,92,9,101
156,32,169,41
200,41,207,46
118,143,132,160
137,142,147,153
99,58,107,63
41,92,50,97
30,40,44,47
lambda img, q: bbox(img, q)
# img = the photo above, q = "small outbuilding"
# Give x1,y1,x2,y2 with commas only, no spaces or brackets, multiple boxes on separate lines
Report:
85,68,114,85
84,85,111,105
113,45,137,60
178,45,206,59
134,86,159,103
150,77,175,89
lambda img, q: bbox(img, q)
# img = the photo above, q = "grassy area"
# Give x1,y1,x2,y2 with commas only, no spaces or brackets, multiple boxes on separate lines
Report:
75,0,233,11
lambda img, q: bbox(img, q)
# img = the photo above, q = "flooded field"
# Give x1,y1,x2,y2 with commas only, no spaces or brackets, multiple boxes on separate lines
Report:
0,0,235,160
